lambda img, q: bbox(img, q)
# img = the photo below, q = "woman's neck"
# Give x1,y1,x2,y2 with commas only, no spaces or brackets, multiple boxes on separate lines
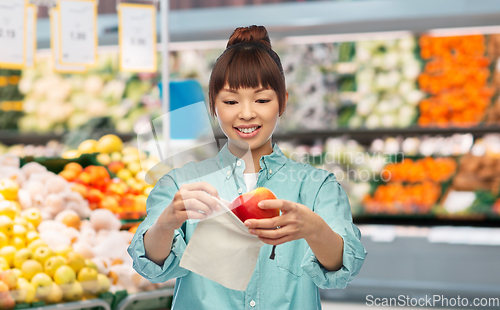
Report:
228,140,273,173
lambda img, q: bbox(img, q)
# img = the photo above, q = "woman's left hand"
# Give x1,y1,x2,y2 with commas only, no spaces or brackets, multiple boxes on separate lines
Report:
244,199,320,245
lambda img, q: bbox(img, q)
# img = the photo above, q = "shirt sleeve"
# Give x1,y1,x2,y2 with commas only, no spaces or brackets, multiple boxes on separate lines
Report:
127,173,189,283
301,174,367,289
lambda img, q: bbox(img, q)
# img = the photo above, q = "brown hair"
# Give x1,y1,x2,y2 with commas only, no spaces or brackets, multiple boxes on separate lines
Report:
208,25,286,117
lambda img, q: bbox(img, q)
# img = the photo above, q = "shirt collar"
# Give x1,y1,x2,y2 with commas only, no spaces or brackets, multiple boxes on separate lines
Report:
217,142,287,179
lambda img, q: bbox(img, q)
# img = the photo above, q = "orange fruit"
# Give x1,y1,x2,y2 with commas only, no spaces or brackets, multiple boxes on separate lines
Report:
71,184,88,199
61,214,81,230
59,170,77,182
65,163,83,174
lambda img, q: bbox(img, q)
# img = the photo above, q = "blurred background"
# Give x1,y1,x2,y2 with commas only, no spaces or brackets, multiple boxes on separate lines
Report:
1,0,500,309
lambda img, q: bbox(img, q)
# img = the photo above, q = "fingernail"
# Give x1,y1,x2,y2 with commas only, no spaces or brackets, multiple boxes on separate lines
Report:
249,229,255,234
244,221,251,226
258,202,263,207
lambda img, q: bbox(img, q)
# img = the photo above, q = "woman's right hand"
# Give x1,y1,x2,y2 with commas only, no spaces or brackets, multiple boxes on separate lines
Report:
158,182,221,231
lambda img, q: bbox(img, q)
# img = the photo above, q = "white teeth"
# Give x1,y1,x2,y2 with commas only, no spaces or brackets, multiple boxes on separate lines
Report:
237,127,259,134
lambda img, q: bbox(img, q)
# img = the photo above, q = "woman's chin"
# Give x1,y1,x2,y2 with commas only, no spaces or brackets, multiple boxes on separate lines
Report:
228,138,251,150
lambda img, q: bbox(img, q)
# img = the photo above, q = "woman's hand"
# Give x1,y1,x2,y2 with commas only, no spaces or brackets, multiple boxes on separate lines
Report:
158,182,221,231
244,199,321,245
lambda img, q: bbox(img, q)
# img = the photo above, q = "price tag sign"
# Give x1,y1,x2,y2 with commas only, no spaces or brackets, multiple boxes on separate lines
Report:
50,8,87,73
0,0,26,69
25,5,36,67
58,0,97,66
118,3,157,72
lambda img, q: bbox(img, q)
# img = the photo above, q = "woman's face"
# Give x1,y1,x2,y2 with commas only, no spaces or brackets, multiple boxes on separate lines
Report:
214,85,285,153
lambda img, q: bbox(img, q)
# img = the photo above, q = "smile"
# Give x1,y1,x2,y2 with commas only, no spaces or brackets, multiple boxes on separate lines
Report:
237,127,259,133
234,126,261,138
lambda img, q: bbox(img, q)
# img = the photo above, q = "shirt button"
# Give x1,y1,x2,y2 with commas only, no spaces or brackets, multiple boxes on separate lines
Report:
236,160,241,166
250,300,256,307
238,188,243,194
227,171,231,176
269,169,272,174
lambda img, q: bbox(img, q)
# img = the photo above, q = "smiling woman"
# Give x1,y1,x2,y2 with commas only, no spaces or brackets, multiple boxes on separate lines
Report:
129,24,366,310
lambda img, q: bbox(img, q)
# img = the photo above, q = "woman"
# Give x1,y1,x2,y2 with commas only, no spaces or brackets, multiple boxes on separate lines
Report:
128,25,366,309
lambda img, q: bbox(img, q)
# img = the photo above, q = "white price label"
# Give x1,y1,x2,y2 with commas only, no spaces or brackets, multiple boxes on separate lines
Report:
50,9,86,73
0,0,26,69
25,5,36,67
58,0,97,66
118,3,157,72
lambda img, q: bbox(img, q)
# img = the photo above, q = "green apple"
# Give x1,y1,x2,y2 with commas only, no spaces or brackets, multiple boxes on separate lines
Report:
0,215,13,237
12,279,36,304
44,256,66,279
20,259,43,281
96,274,111,294
31,272,53,300
34,246,54,265
84,259,98,272
13,248,33,269
12,224,27,239
27,239,47,252
54,265,76,285
25,231,39,244
0,245,17,268
45,283,63,304
62,281,83,301
66,252,85,274
54,246,72,257
10,237,25,250
21,208,42,228
11,268,22,278
77,267,98,293
0,232,8,248
0,257,9,270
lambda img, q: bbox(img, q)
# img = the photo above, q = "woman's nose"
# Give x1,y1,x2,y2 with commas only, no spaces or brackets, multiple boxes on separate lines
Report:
238,102,256,120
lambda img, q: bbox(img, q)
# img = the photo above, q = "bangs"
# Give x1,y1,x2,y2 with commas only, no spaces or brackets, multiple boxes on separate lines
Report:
209,43,286,117
224,47,281,91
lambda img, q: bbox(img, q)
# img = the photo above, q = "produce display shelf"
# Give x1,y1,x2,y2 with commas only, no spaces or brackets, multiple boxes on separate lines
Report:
26,299,111,310
0,131,134,146
114,288,174,310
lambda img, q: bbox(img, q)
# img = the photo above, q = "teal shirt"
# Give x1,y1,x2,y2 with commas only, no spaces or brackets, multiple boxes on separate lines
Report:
128,142,367,310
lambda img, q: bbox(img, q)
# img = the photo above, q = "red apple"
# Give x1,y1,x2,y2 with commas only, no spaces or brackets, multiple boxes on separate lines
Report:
230,187,279,223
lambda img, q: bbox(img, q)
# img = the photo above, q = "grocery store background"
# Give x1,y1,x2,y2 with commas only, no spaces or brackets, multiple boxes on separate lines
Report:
1,0,500,309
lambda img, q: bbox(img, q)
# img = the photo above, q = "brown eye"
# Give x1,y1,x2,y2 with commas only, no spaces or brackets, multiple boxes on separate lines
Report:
256,100,270,103
224,101,237,105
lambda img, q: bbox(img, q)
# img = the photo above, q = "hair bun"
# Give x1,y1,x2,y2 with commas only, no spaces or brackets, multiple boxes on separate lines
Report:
227,25,271,49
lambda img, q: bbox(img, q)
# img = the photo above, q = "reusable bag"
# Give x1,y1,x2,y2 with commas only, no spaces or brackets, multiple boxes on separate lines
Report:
179,198,265,291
